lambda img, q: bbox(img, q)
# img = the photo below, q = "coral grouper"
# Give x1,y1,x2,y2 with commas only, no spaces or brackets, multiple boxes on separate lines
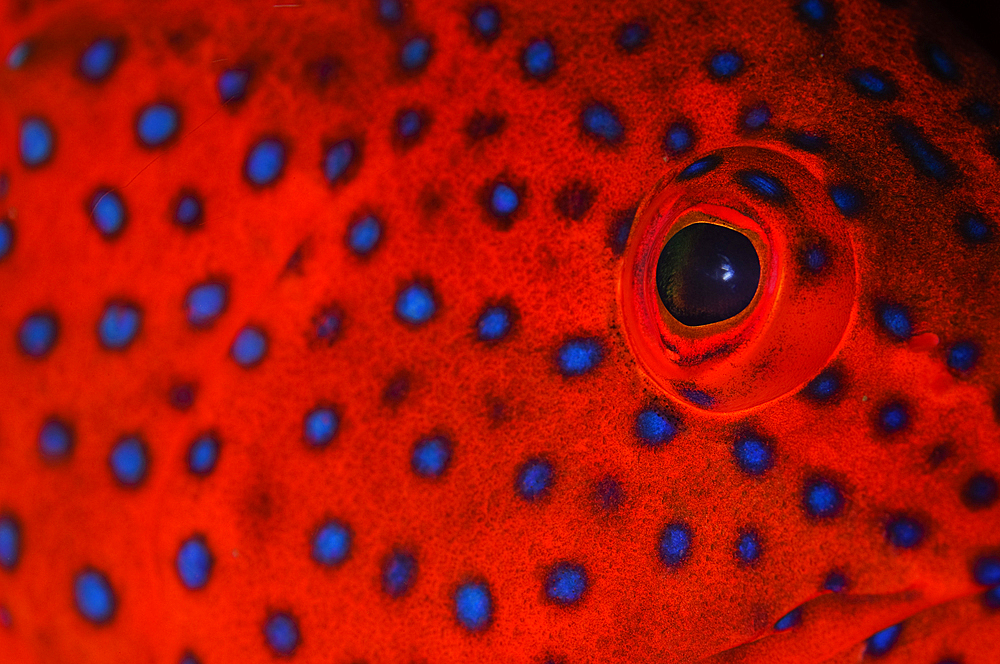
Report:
2,0,1000,661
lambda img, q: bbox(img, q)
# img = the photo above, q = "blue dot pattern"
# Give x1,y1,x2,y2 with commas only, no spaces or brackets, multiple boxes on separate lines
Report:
618,22,649,51
659,522,692,567
395,283,436,325
517,458,552,501
74,569,116,624
829,184,863,216
187,433,220,476
737,531,761,563
546,563,587,605
924,42,959,81
471,5,501,41
264,612,299,655
382,550,416,597
774,607,801,631
737,170,786,202
635,408,677,447
677,155,722,181
304,407,339,447
218,68,250,102
136,103,180,147
797,0,830,24
743,104,771,130
455,581,491,631
324,140,355,183
176,536,213,590
865,623,902,657
412,436,451,478
947,340,978,372
733,436,773,475
0,515,20,570
80,38,117,81
490,183,519,216
0,219,12,259
185,282,227,327
963,473,998,509
109,436,149,487
556,338,603,376
804,246,827,273
312,520,351,566
892,121,952,181
19,312,58,358
90,190,127,237
7,42,29,70
378,0,402,23
974,556,1000,586
581,104,624,143
174,193,202,227
824,571,847,592
878,402,908,434
397,110,422,140
245,139,285,186
709,50,742,78
958,214,992,243
477,305,512,341
885,515,923,549
400,36,432,71
20,117,54,167
664,123,693,155
98,302,141,350
522,39,555,79
39,418,73,461
849,68,894,99
230,326,267,367
347,215,381,255
804,478,843,518
877,303,912,339
805,369,840,401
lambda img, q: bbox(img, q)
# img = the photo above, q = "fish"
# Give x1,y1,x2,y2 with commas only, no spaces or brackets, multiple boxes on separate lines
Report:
1,0,999,661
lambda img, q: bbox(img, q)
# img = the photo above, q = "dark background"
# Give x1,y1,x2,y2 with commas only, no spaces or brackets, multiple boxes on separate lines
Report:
941,0,1000,60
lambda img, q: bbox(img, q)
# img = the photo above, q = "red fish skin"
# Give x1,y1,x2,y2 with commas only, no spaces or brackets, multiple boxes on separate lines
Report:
0,0,999,662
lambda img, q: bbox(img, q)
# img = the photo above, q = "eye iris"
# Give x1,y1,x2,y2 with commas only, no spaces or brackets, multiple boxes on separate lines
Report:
655,223,761,326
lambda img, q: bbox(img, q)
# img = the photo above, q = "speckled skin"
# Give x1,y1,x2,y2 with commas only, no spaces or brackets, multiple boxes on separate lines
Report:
1,0,999,662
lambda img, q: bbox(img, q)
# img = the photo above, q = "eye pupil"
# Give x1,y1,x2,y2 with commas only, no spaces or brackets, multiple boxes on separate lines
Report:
655,223,761,326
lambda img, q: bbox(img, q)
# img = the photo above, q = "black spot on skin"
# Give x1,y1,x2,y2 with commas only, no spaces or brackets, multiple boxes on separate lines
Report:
962,472,998,510
486,397,509,425
310,303,343,346
304,56,342,90
283,241,309,275
607,207,637,256
165,23,209,55
926,443,954,469
993,390,1000,424
169,383,196,410
555,181,596,221
382,371,411,406
593,475,623,512
466,111,505,141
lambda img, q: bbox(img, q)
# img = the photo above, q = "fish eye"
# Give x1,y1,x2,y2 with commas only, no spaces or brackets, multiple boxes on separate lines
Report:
619,146,857,412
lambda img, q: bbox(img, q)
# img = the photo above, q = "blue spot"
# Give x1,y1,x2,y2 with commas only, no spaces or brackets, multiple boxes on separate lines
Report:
303,407,339,447
20,117,54,167
180,652,201,664
471,5,501,42
676,154,722,181
346,215,382,256
0,515,20,570
829,184,863,216
395,283,436,325
733,436,773,476
964,99,995,124
477,305,512,342
737,170,786,202
892,121,953,180
681,388,715,408
962,473,998,510
7,42,29,70
824,571,847,592
787,131,828,154
804,245,828,273
314,306,341,342
245,138,285,186
743,104,771,130
709,50,743,78
974,556,1000,586
865,623,902,657
659,522,692,567
18,312,58,358
849,68,895,99
803,478,843,518
664,123,693,155
545,563,587,605
109,436,149,487
618,21,649,51
396,109,422,140
312,520,351,566
877,303,912,339
947,340,978,372
455,581,491,631
383,550,416,597
517,458,553,501
878,402,909,434
176,536,213,590
400,36,432,71
885,515,924,549
958,214,993,243
230,326,267,367
323,140,355,183
609,210,635,255
0,219,12,259
635,408,677,447
90,189,127,237
174,193,203,228
378,0,402,23
774,607,801,631
797,0,830,24
136,103,179,147
185,282,227,327
79,38,117,81
489,182,520,218
217,68,250,102
39,418,74,461
582,104,624,143
522,39,555,79
264,613,299,656
74,569,116,624
556,338,603,376
98,302,141,350
736,530,761,564
412,436,451,478
987,586,1000,609
923,42,959,81
187,433,219,476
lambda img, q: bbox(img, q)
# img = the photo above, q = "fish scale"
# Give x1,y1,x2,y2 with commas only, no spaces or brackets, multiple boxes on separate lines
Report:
1,0,1000,662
